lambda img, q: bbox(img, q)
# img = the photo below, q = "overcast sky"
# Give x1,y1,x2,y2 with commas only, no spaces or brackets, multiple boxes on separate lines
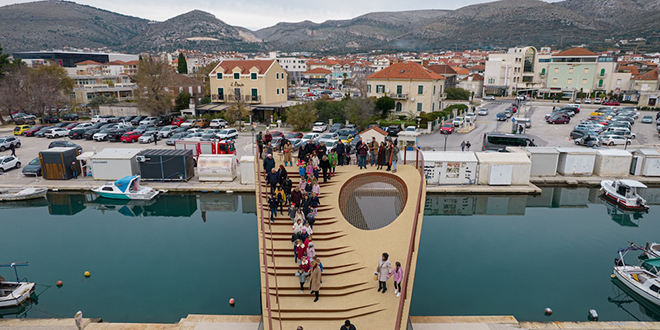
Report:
0,0,561,30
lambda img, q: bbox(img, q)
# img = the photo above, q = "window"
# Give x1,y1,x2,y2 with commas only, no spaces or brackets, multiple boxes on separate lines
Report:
367,85,371,93
432,103,435,112
276,89,280,95
541,68,546,75
251,88,258,101
584,68,589,74
281,88,284,94
488,78,495,84
251,72,257,80
616,79,621,86
600,68,606,76
217,88,224,99
568,68,574,74
395,102,402,112
582,79,587,85
417,103,422,112
216,73,223,79
598,79,604,87
276,73,280,80
554,67,559,74
233,72,240,80
552,78,558,84
418,85,423,94
433,85,436,95
538,58,551,63
376,85,385,93
567,78,573,84
396,85,402,94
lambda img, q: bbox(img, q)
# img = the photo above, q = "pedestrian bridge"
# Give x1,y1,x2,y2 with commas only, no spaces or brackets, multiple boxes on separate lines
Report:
255,150,426,330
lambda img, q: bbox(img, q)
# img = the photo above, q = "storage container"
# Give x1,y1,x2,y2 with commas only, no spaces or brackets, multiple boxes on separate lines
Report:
90,148,142,180
593,149,632,176
137,149,195,181
39,147,80,180
422,151,478,185
197,154,237,182
630,149,660,177
475,152,531,186
556,147,597,176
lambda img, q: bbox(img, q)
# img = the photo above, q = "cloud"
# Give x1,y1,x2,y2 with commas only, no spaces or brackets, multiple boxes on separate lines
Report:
0,0,564,29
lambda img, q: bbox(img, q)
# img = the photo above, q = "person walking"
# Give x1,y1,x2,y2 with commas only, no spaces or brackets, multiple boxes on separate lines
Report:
266,168,279,195
329,149,338,177
460,140,466,152
153,132,158,145
384,142,392,171
277,165,288,186
376,252,392,293
9,143,16,157
389,261,404,297
295,268,311,293
336,140,346,166
256,131,263,158
283,177,292,204
268,193,279,222
70,161,79,179
283,141,293,166
320,155,331,183
291,187,303,208
263,154,276,173
306,241,316,259
310,192,320,216
390,141,399,173
310,260,322,302
466,141,471,151
357,142,368,169
341,320,357,330
264,130,272,146
275,185,286,215
316,142,327,159
369,137,378,167
377,142,386,170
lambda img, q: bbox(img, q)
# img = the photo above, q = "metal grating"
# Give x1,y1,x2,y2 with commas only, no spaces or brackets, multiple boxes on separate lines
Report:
339,173,407,230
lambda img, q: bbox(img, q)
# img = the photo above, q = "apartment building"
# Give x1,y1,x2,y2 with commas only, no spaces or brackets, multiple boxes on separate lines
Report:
367,62,446,113
67,60,137,105
484,46,544,96
631,68,659,106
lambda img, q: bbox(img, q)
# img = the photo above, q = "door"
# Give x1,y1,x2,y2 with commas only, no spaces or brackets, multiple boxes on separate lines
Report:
396,85,402,95
234,88,241,101
251,88,258,101
489,165,512,185
630,156,639,175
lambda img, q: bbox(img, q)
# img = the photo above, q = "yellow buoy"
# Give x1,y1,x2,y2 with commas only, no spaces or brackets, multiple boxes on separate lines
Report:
84,271,90,277
611,274,616,279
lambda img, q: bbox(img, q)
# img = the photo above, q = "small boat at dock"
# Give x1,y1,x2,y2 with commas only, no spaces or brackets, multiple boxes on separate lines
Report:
0,262,36,308
91,175,161,201
600,180,649,211
0,188,47,202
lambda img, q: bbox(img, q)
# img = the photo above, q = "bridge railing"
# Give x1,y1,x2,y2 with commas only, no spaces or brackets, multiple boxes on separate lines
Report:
396,147,425,330
256,161,283,330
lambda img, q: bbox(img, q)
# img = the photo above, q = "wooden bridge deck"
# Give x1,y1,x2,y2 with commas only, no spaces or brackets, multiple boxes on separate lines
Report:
255,156,426,330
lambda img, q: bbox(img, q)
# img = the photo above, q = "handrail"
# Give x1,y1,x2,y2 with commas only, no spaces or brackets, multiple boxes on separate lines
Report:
257,157,283,330
395,147,425,330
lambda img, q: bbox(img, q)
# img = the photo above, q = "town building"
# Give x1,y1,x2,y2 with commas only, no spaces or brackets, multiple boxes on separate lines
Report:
458,74,485,98
484,46,545,96
366,62,446,114
66,60,137,105
631,68,659,106
14,50,138,68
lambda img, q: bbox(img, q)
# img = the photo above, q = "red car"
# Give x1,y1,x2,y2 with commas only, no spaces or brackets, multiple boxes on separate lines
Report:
172,118,185,127
284,132,303,139
440,123,455,134
603,100,620,106
270,131,285,139
64,123,79,129
547,114,570,124
121,131,143,143
23,125,49,137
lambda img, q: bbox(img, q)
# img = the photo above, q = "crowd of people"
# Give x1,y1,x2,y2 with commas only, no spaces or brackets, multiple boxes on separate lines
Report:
259,128,405,305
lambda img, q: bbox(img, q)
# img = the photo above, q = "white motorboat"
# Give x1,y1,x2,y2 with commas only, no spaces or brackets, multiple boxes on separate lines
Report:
600,179,648,211
0,263,35,308
92,175,160,200
0,188,47,202
613,247,660,308
644,243,660,259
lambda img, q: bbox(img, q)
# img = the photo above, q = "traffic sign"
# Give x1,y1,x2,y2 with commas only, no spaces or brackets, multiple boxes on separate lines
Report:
511,118,516,122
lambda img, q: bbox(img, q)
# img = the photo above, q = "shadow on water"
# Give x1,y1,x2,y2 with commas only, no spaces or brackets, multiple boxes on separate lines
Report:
609,277,660,321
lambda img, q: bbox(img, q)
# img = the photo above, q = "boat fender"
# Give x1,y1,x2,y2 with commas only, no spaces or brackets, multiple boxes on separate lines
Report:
588,309,598,321
610,274,616,279
84,271,90,277
56,280,63,287
544,308,552,315
229,298,235,307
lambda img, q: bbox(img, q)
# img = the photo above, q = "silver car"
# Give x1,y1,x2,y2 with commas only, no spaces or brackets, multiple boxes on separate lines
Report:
0,136,21,151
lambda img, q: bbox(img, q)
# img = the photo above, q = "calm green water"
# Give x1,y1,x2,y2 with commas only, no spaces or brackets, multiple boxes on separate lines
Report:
1,188,660,322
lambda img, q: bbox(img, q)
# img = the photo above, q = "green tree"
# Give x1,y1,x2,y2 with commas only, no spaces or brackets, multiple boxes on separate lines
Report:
175,92,191,111
315,99,346,123
87,95,118,108
135,56,173,116
344,97,376,129
177,53,188,74
445,87,471,100
287,102,317,131
375,96,395,117
224,99,250,127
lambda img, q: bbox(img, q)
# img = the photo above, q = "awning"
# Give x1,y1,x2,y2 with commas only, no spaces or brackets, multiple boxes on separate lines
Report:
77,151,96,161
618,180,648,189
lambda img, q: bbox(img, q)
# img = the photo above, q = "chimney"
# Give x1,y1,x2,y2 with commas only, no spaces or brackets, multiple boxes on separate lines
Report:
422,59,429,67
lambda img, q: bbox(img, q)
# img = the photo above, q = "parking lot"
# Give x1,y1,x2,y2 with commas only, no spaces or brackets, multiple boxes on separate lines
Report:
418,100,660,151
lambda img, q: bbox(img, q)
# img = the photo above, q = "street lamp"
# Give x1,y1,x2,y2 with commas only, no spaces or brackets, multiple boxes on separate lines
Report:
251,126,255,156
417,117,421,129
443,133,448,151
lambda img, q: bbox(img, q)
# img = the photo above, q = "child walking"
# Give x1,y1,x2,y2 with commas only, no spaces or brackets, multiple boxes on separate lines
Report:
390,261,404,297
310,192,320,216
295,269,311,293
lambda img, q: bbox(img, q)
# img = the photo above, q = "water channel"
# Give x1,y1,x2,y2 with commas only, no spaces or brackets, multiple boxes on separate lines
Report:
1,188,659,323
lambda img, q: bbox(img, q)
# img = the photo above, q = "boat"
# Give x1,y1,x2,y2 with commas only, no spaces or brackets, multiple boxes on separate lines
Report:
644,243,660,259
610,276,660,321
91,175,160,200
613,246,660,308
0,263,35,308
600,196,647,227
0,188,47,202
600,180,649,211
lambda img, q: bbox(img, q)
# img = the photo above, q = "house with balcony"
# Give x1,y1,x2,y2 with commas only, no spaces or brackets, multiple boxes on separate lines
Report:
367,62,446,114
631,68,659,106
68,60,137,105
484,46,544,96
208,60,289,121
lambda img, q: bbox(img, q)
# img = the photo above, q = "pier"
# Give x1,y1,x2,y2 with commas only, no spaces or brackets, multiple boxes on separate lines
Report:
255,150,426,330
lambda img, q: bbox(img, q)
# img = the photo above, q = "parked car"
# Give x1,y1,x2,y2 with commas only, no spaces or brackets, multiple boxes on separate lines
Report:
138,131,161,143
48,140,83,153
34,127,52,138
284,132,303,140
210,119,228,128
318,132,339,144
61,113,79,121
166,133,186,146
312,122,328,132
478,108,489,116
130,116,147,126
172,118,186,127
139,117,159,126
13,117,36,125
0,155,20,173
570,129,597,140
0,136,21,151
574,135,600,148
642,115,654,124
594,97,602,104
483,95,496,100
603,100,620,106
44,127,69,138
547,114,570,124
40,115,60,124
452,116,463,127
192,119,210,128
601,134,631,146
23,125,49,137
405,126,417,132
22,157,42,176
107,128,130,142
496,112,507,121
120,131,142,143
158,125,177,138
180,119,196,128
584,98,592,104
13,125,31,136
440,123,455,134
328,123,343,133
216,128,238,140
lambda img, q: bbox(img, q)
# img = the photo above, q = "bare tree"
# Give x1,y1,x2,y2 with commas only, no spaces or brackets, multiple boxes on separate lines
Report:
224,98,250,128
0,66,29,124
28,64,74,118
135,56,173,116
352,72,368,97
192,62,218,98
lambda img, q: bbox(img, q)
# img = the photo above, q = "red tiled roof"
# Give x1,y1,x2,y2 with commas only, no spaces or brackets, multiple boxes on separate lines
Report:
618,66,639,75
553,47,598,57
632,68,658,81
76,60,102,65
451,66,470,75
304,68,332,74
359,126,388,136
427,64,456,75
469,65,485,71
462,74,484,81
367,62,445,80
105,60,126,66
308,60,338,66
211,60,275,75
